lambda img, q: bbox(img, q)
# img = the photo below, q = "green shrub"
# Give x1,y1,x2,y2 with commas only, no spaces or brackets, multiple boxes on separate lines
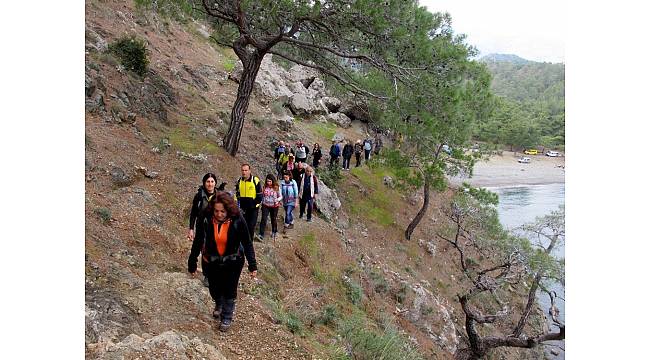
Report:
343,277,363,305
134,0,199,21
286,312,304,335
250,117,264,127
109,35,149,77
270,101,286,116
369,270,389,294
94,208,112,224
223,58,236,72
395,283,409,304
318,164,342,188
317,305,339,327
338,314,423,360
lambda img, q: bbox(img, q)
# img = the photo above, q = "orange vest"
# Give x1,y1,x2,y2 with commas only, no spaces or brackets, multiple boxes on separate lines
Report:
213,219,230,256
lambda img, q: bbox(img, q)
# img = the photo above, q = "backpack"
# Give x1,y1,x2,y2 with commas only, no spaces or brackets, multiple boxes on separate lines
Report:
364,140,372,151
281,180,298,203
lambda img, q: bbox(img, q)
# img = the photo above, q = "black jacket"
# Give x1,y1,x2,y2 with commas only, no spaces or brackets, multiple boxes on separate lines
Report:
342,144,354,158
312,148,322,162
189,214,257,273
189,186,213,230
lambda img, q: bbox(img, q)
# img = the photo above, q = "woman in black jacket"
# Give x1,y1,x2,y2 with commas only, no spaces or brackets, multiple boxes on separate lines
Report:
187,173,226,287
312,143,322,169
188,192,257,332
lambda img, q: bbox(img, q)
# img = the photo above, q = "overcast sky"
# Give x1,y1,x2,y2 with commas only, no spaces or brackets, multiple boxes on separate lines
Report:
420,0,565,63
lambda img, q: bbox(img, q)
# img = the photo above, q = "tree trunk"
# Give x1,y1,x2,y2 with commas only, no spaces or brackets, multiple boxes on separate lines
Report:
223,51,264,156
405,176,430,240
512,273,542,337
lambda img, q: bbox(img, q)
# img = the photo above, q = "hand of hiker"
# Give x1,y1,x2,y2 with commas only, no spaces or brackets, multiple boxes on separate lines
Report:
188,229,194,241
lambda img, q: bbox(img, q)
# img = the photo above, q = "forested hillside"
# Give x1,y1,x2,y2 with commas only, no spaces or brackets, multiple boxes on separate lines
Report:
476,54,565,150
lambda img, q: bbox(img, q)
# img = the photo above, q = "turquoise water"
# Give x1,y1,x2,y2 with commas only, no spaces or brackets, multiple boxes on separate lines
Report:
489,183,565,359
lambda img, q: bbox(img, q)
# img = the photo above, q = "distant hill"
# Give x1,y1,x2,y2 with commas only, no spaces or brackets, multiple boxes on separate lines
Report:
480,53,531,65
474,53,565,149
479,54,564,103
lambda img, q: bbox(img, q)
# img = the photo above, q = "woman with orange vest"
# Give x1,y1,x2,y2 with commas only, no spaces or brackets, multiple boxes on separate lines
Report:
188,192,257,332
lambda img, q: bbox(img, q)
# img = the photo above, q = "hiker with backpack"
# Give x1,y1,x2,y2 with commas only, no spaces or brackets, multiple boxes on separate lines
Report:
298,165,319,222
277,147,290,178
234,164,263,243
295,141,309,164
273,141,286,177
280,170,299,229
342,140,353,171
188,192,257,332
257,174,283,242
354,139,363,167
312,143,322,169
188,173,226,287
363,138,373,163
329,140,341,167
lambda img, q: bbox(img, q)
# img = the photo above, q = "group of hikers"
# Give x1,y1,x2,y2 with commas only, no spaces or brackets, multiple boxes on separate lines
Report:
185,135,382,332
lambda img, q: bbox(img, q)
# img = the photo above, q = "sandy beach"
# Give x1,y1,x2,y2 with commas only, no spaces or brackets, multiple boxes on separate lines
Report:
449,151,565,187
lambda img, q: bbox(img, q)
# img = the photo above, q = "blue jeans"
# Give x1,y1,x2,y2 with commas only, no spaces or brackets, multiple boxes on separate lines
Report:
284,204,295,225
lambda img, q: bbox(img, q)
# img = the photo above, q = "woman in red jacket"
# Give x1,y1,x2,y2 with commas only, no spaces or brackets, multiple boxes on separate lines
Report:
188,192,257,332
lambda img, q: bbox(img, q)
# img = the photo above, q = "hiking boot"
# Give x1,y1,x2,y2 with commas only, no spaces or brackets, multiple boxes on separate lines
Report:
220,298,236,332
212,304,222,319
288,224,294,229
219,318,232,332
272,232,277,241
306,218,313,222
202,276,210,288
254,234,263,242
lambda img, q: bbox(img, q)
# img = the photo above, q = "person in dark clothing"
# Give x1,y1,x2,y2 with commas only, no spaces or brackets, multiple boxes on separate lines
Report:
292,161,305,191
373,134,382,155
342,140,353,170
273,141,286,176
234,164,263,242
188,192,257,332
188,173,226,287
312,143,322,169
354,139,363,167
298,165,319,222
329,140,341,167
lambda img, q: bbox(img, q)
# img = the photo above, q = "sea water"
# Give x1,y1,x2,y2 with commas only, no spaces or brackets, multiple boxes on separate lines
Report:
489,183,565,360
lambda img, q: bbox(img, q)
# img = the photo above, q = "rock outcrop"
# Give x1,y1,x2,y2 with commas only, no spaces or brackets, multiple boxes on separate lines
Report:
315,180,341,222
326,112,352,128
94,330,227,360
230,55,344,117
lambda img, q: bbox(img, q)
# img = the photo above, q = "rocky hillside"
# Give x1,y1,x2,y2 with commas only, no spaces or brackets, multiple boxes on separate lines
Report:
85,1,547,359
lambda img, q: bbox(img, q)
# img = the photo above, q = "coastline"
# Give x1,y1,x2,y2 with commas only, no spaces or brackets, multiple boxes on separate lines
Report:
448,151,565,188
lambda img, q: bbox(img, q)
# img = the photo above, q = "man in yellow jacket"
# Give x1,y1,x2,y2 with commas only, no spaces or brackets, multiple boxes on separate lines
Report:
234,164,263,241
